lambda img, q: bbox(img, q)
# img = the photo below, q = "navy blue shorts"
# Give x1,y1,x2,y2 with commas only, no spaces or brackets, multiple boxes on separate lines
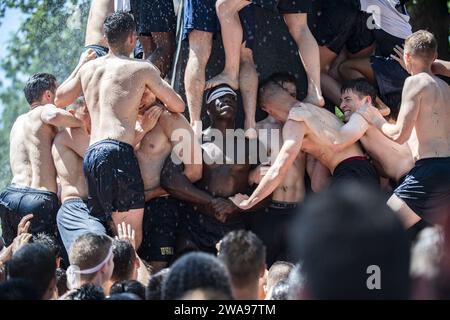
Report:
138,196,181,263
83,45,109,58
182,0,255,50
56,198,107,253
394,157,450,223
83,139,145,219
0,185,59,246
252,0,311,13
130,0,176,34
331,157,380,188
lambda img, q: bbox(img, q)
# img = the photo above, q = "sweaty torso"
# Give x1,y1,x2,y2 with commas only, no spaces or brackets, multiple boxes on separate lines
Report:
292,105,365,173
85,0,114,47
409,73,450,160
361,126,414,181
257,117,306,203
80,56,150,146
10,107,58,193
52,128,90,202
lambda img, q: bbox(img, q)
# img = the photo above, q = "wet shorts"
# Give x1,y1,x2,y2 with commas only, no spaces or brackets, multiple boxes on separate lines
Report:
83,44,109,58
245,201,300,267
394,157,450,223
252,0,312,13
138,196,181,263
180,201,245,254
331,156,380,188
182,0,255,50
0,185,59,246
130,0,176,34
56,198,107,253
83,139,145,220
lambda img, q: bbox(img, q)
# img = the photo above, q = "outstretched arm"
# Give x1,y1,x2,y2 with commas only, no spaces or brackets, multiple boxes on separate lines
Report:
230,120,305,210
41,105,83,128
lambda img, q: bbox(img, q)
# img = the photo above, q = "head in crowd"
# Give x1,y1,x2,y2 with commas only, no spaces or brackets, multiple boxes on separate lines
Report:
66,283,105,300
161,252,233,300
7,243,57,300
404,30,437,73
268,280,290,300
218,230,266,300
32,232,62,268
266,261,294,296
205,84,238,124
0,279,40,300
289,183,411,299
146,268,170,300
258,74,299,122
56,268,69,298
103,11,136,55
106,292,142,300
23,73,57,106
110,280,145,300
111,240,138,283
181,288,233,300
68,233,114,289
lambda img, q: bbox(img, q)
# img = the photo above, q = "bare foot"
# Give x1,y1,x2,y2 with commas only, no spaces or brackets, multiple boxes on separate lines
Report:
303,93,325,108
205,72,239,90
244,120,257,140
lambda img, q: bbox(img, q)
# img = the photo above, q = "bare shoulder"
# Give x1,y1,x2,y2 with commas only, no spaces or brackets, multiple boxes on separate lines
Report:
159,110,190,131
405,73,434,92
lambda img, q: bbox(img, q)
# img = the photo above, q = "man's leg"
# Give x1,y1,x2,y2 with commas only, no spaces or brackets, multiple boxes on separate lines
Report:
240,45,258,139
283,13,324,107
387,194,422,229
112,208,144,249
148,32,176,78
319,46,341,106
206,0,250,90
138,35,156,59
185,31,213,137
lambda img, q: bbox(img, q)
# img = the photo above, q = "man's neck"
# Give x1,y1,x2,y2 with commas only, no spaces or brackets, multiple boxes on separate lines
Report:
411,64,433,76
210,118,235,134
109,47,131,58
232,283,259,300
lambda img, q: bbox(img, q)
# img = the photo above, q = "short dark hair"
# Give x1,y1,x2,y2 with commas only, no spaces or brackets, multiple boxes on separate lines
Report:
111,240,136,282
106,292,141,300
67,283,105,300
0,279,40,300
7,243,56,299
341,78,378,105
162,252,233,300
69,233,112,282
218,230,266,288
110,280,145,300
146,268,170,300
290,183,411,299
267,261,294,292
32,233,61,260
56,268,68,297
23,73,57,105
103,11,136,47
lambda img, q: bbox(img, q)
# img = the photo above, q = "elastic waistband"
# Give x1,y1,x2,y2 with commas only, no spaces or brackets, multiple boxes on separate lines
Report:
62,198,86,205
7,185,58,198
87,139,134,153
341,156,368,163
269,201,298,210
416,157,450,166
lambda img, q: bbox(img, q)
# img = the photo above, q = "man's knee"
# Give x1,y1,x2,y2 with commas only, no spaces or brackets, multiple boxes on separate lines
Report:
338,60,353,80
284,13,308,37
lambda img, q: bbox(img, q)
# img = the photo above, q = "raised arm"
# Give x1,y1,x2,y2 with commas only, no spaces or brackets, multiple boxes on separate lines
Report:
41,105,83,128
54,49,96,108
332,113,370,149
230,120,305,210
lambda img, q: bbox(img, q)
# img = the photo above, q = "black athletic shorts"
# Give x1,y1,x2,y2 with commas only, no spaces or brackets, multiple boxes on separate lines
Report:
252,0,312,13
245,201,300,267
138,196,181,263
331,156,380,188
0,185,59,246
130,0,176,34
346,10,375,54
83,139,145,220
83,44,109,58
394,157,450,222
180,201,245,254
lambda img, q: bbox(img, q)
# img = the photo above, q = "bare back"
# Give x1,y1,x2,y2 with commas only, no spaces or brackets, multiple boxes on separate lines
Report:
10,107,58,192
292,104,365,172
80,56,151,145
85,0,114,47
52,128,90,202
409,73,450,160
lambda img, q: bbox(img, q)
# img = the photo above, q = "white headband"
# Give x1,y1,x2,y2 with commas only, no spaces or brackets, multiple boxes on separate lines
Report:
66,245,114,290
206,86,237,105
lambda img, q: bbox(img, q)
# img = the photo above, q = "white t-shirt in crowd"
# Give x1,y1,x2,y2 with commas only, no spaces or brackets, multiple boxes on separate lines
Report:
114,0,131,12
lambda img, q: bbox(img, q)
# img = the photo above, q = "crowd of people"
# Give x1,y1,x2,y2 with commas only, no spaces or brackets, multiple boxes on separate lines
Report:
0,0,449,300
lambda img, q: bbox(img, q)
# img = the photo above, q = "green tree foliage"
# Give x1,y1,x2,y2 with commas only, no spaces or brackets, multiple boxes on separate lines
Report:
0,0,89,188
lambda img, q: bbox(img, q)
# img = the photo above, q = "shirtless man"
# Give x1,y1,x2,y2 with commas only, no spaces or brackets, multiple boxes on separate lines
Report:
55,12,185,248
136,107,202,271
160,84,267,254
357,30,450,228
85,0,114,57
250,73,306,266
230,76,379,210
0,73,83,246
